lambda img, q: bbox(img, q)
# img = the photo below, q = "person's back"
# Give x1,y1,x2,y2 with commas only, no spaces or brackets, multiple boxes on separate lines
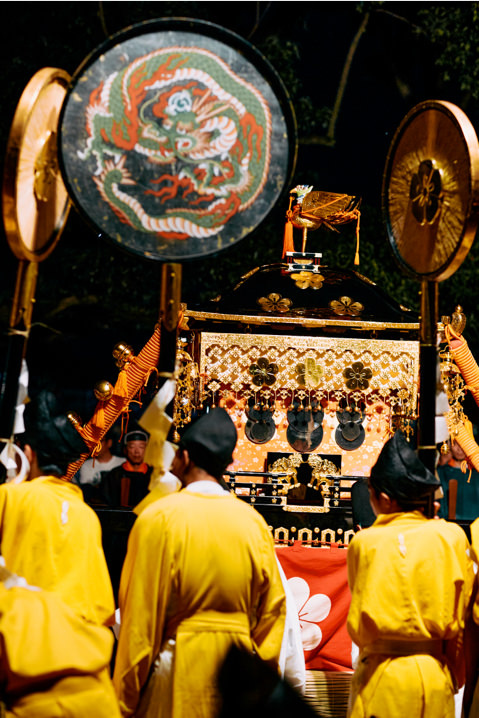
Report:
0,564,120,718
0,476,115,626
133,488,283,618
113,409,286,718
115,489,285,717
0,389,115,626
348,512,471,649
454,516,479,718
347,432,474,718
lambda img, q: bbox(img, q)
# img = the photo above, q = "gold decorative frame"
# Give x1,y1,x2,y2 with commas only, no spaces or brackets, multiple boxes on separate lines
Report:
198,332,420,410
185,309,419,332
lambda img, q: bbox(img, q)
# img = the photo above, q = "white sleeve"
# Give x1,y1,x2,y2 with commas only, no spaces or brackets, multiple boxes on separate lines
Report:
455,684,464,718
276,557,306,694
351,641,360,669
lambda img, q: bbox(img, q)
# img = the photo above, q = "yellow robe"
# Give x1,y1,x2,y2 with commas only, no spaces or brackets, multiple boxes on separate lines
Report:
0,476,115,625
465,518,479,718
0,581,120,717
347,511,473,718
113,489,286,717
469,518,479,627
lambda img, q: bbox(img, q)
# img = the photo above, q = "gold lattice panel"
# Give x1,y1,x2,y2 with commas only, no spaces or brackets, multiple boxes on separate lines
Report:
199,332,419,405
196,332,419,477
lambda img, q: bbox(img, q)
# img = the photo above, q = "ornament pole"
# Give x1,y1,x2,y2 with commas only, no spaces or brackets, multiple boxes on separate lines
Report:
0,260,38,440
418,279,438,472
158,263,182,380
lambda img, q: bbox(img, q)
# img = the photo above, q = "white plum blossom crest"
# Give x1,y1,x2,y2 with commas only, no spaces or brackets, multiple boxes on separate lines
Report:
288,576,331,651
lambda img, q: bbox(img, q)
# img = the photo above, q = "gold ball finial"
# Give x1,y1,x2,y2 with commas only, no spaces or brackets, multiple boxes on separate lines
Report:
440,441,450,455
112,342,134,369
94,380,114,401
451,305,467,336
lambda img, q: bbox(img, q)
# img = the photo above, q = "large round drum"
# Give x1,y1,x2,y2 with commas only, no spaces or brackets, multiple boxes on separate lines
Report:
59,18,297,262
2,67,71,262
382,100,479,281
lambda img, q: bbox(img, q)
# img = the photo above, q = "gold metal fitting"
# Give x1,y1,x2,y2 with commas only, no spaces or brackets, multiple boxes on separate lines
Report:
112,342,134,369
94,380,114,401
67,411,83,428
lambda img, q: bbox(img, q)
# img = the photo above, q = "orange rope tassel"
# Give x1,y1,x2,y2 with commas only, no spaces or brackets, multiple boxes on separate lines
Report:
354,211,361,266
120,410,130,441
91,402,105,430
114,369,129,399
91,442,102,458
446,325,479,406
282,197,295,258
64,324,161,481
143,367,159,389
282,217,295,257
454,419,479,473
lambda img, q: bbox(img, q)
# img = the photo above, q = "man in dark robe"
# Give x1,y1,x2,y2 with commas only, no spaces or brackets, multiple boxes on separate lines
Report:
101,430,152,508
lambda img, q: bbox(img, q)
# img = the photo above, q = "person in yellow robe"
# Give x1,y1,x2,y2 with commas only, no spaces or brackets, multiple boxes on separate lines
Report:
0,560,120,717
0,390,115,626
113,408,286,718
347,431,474,718
463,518,479,718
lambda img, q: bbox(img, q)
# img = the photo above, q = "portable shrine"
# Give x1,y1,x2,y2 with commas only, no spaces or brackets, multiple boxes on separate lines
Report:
174,186,421,544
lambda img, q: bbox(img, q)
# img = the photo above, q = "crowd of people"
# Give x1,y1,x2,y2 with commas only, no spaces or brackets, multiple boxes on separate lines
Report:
0,394,309,717
74,428,152,508
1,388,479,717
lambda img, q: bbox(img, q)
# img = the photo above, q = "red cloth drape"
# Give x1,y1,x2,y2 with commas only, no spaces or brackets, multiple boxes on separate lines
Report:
276,543,352,672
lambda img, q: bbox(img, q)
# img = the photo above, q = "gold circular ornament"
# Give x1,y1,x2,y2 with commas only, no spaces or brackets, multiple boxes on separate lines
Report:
382,100,479,281
93,380,114,401
112,342,134,369
2,67,72,262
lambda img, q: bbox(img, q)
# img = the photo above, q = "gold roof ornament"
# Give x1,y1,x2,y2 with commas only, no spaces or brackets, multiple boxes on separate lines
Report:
283,184,361,262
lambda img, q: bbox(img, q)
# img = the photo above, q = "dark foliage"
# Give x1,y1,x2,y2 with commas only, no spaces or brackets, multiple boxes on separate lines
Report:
1,2,479,401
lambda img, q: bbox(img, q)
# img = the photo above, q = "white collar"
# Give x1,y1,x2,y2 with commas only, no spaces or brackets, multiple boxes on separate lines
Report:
184,480,229,495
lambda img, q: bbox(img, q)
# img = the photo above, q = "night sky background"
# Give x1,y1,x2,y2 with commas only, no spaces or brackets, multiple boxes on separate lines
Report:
1,2,477,418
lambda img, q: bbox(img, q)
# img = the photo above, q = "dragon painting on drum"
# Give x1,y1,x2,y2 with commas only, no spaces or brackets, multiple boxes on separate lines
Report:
59,25,294,261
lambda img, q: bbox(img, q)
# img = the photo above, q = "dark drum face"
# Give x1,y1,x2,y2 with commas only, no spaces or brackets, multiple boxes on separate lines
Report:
245,397,276,445
59,20,296,262
334,401,366,451
245,420,276,445
285,399,324,453
341,421,361,441
286,425,324,453
334,424,365,452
